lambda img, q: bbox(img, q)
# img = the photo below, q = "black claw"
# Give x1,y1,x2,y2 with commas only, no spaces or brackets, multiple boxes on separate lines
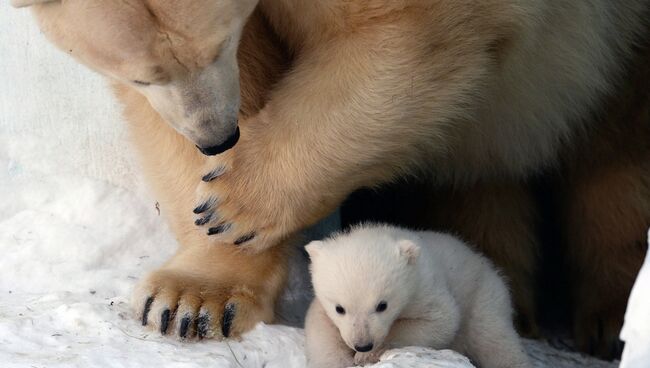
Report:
180,315,191,338
207,223,231,236
195,213,212,226
160,309,170,334
142,297,154,326
197,314,210,339
202,166,226,182
222,303,236,338
193,199,215,214
234,232,256,245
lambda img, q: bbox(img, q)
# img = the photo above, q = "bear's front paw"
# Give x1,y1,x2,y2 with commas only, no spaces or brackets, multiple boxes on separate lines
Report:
192,135,306,252
132,267,271,340
353,349,385,366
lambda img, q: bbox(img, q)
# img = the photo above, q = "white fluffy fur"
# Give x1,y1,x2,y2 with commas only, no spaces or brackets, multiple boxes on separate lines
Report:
305,224,531,368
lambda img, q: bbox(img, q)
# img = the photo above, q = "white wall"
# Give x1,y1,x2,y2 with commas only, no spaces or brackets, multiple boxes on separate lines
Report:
0,4,140,190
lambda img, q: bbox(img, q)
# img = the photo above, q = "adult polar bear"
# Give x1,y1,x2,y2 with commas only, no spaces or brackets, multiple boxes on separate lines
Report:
14,0,650,358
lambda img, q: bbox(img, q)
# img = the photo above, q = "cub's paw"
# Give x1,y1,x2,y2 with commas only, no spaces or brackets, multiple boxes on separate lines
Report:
354,349,385,366
132,268,270,340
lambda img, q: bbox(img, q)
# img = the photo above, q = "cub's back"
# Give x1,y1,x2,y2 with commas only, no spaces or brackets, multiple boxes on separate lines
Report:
417,231,508,307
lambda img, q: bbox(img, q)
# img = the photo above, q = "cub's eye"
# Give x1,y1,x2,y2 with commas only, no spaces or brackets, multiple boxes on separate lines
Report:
132,80,150,86
335,305,346,315
376,301,387,313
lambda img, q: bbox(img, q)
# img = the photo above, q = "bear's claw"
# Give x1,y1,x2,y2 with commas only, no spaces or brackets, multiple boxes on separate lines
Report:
197,313,210,339
222,303,236,337
160,309,171,334
234,233,255,245
194,213,213,226
206,223,231,235
201,166,226,182
193,198,216,214
142,296,153,326
179,315,192,339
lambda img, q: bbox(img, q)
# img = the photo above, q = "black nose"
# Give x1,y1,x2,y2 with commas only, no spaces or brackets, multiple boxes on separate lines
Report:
354,343,374,352
196,126,240,156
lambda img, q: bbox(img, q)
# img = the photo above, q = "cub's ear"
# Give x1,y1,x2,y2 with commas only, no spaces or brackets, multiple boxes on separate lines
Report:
11,0,57,8
305,240,325,260
397,239,420,265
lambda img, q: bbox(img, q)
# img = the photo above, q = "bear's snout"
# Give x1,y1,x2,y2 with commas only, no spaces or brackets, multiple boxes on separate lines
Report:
196,126,240,156
354,342,374,352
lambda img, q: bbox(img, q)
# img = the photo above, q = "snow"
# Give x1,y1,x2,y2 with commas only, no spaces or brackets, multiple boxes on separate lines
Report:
619,231,650,368
0,2,643,367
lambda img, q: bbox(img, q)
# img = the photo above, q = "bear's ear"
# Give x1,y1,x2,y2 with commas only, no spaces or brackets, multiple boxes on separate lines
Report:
11,0,57,8
397,239,420,265
305,240,326,260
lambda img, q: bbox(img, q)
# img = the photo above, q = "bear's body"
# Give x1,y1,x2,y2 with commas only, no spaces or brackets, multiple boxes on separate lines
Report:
16,0,650,357
305,224,530,368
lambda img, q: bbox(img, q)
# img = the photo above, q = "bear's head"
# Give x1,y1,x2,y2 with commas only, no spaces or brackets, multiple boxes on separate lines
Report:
13,0,259,154
306,226,420,354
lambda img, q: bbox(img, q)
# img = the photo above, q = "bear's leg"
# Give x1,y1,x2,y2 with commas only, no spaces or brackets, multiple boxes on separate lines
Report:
429,182,540,337
191,9,502,252
459,270,531,368
132,239,289,339
111,8,293,339
560,43,650,359
115,82,293,339
384,318,457,350
561,159,650,359
305,300,354,368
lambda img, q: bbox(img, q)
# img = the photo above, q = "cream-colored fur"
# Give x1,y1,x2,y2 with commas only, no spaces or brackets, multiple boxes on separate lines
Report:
14,0,649,350
305,224,531,368
192,0,648,249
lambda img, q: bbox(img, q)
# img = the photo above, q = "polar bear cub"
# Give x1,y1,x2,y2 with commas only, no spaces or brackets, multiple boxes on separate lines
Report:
304,224,531,368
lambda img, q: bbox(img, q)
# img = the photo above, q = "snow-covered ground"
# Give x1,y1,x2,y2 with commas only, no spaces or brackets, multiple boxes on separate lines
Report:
0,157,626,368
0,3,645,368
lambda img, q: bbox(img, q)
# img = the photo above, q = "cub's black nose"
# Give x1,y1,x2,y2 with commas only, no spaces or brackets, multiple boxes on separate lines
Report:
197,126,240,156
354,343,374,352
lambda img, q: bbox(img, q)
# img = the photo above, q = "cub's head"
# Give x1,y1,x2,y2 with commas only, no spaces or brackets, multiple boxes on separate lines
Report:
306,226,420,354
13,0,259,154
